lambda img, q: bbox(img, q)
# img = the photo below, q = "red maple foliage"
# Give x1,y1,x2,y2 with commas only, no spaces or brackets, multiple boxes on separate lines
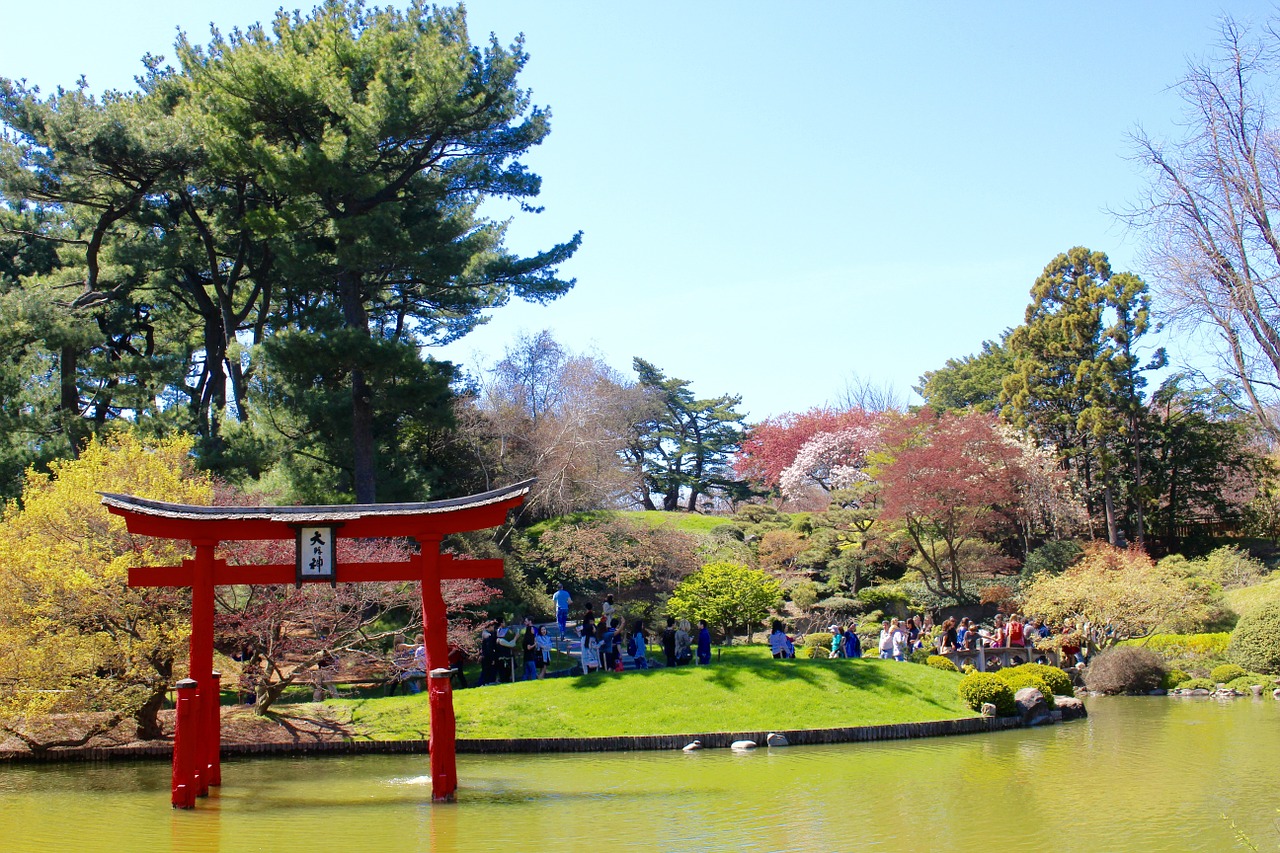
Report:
877,410,1024,602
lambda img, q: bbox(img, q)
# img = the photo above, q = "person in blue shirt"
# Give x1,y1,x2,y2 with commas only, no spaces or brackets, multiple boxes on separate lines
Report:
696,619,712,665
552,584,572,637
843,623,862,659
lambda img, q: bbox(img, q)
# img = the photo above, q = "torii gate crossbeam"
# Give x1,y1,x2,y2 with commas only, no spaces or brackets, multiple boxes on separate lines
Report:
103,480,531,809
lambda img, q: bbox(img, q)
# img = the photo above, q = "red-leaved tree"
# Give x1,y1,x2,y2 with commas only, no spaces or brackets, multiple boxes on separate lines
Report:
877,411,1026,603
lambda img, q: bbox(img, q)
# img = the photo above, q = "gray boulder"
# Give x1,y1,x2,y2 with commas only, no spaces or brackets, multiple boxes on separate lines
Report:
766,732,789,747
730,740,757,750
980,702,997,717
1053,695,1087,721
1014,687,1052,726
682,740,702,752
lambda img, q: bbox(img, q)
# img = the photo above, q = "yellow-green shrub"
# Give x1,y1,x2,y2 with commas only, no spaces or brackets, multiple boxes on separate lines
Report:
958,672,1015,716
926,655,959,673
804,632,834,660
1210,663,1248,683
1123,633,1230,661
1226,675,1266,692
1001,663,1072,696
998,669,1055,700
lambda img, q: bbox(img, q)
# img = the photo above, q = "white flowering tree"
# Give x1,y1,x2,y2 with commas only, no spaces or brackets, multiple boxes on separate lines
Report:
779,424,882,506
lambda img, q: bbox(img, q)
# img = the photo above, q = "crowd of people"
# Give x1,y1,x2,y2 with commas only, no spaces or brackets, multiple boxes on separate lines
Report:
872,613,1084,665
393,581,1090,693
466,588,718,685
763,612,1086,666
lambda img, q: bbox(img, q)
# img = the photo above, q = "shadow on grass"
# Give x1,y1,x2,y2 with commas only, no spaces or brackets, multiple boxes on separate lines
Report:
559,653,954,699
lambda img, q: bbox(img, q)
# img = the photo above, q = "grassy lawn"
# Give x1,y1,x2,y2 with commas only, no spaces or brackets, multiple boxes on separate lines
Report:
620,510,727,535
332,645,973,740
1225,573,1280,617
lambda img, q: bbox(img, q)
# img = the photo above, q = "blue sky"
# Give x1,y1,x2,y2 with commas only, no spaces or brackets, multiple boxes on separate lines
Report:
0,1,1266,420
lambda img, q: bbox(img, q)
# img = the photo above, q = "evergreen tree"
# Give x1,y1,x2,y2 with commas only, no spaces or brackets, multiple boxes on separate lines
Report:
631,358,746,512
1002,247,1160,545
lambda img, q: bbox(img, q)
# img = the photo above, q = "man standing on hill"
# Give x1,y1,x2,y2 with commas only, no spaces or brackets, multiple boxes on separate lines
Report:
552,584,572,637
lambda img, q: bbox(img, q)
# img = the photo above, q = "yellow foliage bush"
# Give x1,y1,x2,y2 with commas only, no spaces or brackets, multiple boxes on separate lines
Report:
0,432,211,734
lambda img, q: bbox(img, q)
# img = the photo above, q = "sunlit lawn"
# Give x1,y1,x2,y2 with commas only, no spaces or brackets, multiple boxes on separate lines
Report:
332,645,973,740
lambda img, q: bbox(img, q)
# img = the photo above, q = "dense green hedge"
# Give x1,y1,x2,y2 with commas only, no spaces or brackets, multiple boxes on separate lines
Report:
958,672,1015,716
1228,603,1280,674
1178,677,1215,690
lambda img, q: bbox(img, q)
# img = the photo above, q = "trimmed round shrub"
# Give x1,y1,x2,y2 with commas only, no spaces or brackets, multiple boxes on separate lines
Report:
710,524,745,541
908,647,932,665
1226,675,1266,692
999,670,1054,700
1178,677,1215,690
1210,663,1248,684
815,596,862,616
961,664,977,675
1003,663,1073,697
1162,668,1191,690
1083,646,1166,695
804,632,834,660
927,655,959,673
1228,603,1280,675
958,672,1016,716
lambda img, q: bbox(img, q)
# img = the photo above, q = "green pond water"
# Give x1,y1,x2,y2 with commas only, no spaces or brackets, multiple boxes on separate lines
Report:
1,697,1277,852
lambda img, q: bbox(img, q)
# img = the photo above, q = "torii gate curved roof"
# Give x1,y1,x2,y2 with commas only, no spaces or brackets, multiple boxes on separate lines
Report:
100,479,535,541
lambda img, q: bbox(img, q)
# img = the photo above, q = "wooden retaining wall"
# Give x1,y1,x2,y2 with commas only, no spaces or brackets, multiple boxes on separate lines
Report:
0,714,1034,763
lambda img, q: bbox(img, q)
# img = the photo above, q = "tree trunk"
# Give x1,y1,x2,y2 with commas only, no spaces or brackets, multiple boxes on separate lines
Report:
684,487,701,512
134,684,168,740
1103,478,1118,546
254,680,291,716
1130,414,1146,550
57,345,83,453
338,269,377,503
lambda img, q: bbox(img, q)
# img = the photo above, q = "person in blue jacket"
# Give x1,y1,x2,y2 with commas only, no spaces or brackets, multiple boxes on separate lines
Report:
843,623,862,659
696,619,712,665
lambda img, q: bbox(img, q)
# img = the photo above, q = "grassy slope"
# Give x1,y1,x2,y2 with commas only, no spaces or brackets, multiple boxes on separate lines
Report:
334,646,973,740
1225,574,1280,617
620,510,727,535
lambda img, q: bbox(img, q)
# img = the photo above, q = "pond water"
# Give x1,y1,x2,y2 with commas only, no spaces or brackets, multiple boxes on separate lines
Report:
1,697,1276,852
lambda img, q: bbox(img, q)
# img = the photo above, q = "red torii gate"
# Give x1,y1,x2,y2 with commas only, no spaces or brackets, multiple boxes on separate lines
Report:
102,479,532,808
